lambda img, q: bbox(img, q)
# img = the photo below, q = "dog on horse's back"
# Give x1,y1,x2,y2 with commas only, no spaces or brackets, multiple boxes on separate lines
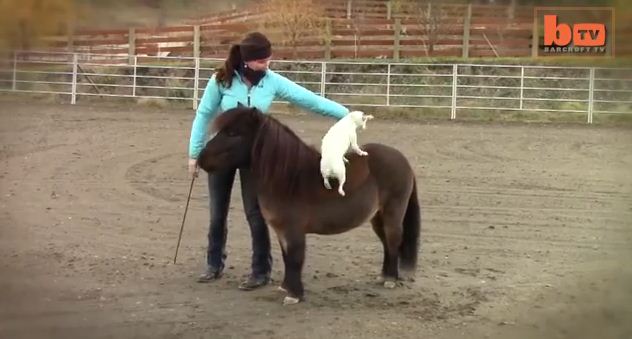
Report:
320,111,374,196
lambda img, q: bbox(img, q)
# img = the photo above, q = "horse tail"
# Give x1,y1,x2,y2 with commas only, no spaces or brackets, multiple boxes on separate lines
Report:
399,176,421,271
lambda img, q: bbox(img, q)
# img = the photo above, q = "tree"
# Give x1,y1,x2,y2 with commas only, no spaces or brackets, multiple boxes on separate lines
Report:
392,0,463,56
257,0,328,59
0,0,80,51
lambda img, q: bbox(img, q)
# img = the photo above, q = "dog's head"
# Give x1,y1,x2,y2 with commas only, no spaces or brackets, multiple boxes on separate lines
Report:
348,111,374,129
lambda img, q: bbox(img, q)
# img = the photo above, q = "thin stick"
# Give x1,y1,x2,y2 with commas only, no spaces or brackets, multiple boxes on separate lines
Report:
482,32,500,57
174,175,196,264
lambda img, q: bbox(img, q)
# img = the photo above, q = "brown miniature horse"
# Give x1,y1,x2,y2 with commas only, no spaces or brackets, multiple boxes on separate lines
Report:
196,106,421,305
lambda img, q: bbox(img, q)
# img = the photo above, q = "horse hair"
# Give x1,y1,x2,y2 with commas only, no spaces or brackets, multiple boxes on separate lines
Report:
252,115,321,200
214,107,321,200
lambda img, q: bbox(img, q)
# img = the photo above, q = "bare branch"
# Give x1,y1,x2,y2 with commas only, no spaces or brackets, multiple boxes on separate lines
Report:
257,0,327,58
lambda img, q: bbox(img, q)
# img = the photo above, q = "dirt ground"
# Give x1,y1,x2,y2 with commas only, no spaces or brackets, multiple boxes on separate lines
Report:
1,99,631,339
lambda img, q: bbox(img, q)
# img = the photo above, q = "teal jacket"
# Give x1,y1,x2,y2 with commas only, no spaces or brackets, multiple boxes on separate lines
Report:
188,69,349,159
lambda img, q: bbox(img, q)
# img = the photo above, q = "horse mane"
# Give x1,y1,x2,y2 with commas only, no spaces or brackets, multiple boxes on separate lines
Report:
251,114,321,200
212,105,256,133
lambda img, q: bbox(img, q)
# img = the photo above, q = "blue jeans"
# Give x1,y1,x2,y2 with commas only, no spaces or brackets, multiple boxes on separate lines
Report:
206,167,272,278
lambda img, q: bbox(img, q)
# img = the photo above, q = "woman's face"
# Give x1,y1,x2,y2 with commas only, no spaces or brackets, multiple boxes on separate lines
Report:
245,57,271,71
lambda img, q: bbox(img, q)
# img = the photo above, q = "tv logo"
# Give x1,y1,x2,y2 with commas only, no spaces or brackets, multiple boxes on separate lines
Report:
535,7,614,56
544,14,606,47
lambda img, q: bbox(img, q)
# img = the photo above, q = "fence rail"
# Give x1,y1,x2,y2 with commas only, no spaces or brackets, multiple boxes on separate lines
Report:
37,2,540,59
1,51,631,123
24,0,632,59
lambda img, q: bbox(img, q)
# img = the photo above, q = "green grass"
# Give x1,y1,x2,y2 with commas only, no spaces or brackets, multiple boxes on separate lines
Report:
321,56,632,68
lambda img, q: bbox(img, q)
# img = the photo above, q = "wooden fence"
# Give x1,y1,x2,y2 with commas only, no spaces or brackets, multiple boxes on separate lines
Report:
37,1,630,61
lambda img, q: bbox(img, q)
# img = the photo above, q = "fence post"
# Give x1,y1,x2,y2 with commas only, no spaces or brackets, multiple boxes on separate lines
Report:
71,53,78,104
462,4,472,58
393,18,401,61
67,19,75,52
12,51,17,91
347,0,352,19
531,13,538,57
386,1,392,20
519,66,524,110
324,18,332,60
451,64,458,120
132,55,137,97
386,63,391,106
128,27,136,65
193,57,200,110
320,61,327,96
508,0,516,20
193,25,200,58
587,67,595,124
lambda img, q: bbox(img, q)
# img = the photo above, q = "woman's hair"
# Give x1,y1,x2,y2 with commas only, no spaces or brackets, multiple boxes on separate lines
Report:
215,44,241,88
214,32,272,88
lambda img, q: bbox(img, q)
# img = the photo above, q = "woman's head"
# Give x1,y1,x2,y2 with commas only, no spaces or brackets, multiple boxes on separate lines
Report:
216,32,272,87
240,32,272,70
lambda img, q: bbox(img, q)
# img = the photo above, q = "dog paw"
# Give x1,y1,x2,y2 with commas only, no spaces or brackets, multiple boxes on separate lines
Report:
359,151,368,156
338,189,346,196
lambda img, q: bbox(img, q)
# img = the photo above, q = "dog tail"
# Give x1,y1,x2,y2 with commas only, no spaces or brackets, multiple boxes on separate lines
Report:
399,176,421,271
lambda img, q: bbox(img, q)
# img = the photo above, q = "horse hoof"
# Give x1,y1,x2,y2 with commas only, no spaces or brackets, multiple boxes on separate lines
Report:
399,271,416,282
283,296,300,305
384,281,396,289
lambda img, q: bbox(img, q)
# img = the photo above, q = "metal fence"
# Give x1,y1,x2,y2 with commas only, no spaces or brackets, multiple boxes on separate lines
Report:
1,51,631,123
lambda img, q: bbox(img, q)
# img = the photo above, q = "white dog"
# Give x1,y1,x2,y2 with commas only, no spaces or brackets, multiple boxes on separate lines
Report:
320,111,374,196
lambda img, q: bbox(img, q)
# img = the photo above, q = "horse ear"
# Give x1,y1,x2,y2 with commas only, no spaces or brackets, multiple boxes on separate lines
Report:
248,106,263,124
237,102,246,108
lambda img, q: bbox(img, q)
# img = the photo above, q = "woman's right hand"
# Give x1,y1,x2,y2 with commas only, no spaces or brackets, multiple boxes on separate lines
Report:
188,158,199,178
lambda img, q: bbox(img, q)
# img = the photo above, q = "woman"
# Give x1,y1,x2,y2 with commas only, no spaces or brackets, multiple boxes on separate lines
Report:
188,32,349,290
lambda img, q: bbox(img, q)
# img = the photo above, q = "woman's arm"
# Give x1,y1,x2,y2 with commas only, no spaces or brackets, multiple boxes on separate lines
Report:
270,71,349,119
189,74,222,159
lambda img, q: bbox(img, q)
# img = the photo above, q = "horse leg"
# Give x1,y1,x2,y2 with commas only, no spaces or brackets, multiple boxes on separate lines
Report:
277,239,288,292
278,232,306,305
370,212,388,282
380,204,406,288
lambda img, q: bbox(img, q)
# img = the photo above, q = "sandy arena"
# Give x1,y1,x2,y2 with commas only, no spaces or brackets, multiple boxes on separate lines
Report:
1,99,631,339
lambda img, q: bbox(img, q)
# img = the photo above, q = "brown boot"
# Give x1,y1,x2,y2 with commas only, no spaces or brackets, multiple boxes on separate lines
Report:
197,267,222,283
238,274,270,290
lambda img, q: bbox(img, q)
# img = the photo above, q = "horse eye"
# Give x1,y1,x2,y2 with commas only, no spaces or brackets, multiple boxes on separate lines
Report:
226,130,237,137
